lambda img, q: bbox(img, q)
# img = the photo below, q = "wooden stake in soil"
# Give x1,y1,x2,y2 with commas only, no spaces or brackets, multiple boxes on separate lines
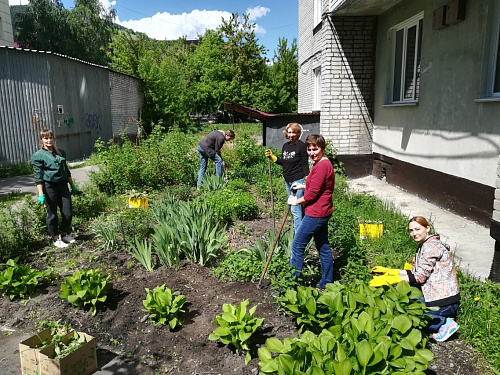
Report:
258,204,291,289
267,157,276,231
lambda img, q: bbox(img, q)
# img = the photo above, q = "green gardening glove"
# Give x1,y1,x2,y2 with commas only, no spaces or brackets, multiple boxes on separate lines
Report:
38,194,46,206
369,274,401,287
370,266,400,276
71,185,80,195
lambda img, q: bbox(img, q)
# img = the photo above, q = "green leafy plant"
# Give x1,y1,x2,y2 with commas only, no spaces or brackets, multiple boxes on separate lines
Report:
151,197,226,268
142,284,186,329
0,258,48,300
58,269,113,317
127,237,154,271
270,281,433,374
52,331,88,360
209,299,264,364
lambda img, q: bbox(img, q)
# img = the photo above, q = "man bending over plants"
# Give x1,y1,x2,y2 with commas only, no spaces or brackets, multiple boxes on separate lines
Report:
197,129,235,189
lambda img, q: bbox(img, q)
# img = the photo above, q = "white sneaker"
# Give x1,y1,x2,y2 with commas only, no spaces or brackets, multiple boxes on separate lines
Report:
61,234,76,244
53,238,69,248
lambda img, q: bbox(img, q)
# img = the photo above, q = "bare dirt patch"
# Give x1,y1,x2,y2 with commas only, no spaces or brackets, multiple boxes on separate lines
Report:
0,214,494,374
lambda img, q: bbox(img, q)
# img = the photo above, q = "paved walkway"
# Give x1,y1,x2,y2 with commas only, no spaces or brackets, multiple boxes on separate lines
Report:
348,175,495,281
0,165,97,196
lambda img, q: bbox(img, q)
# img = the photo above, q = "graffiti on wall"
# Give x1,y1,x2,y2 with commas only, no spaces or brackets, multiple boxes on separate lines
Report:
29,109,47,132
85,113,101,131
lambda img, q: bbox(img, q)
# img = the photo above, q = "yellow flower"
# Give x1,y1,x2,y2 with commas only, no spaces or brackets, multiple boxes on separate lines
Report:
474,297,481,301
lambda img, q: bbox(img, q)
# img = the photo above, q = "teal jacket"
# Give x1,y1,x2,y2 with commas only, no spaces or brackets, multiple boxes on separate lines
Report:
31,148,71,185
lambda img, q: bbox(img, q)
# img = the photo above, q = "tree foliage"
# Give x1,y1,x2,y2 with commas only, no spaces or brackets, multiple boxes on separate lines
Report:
13,0,115,65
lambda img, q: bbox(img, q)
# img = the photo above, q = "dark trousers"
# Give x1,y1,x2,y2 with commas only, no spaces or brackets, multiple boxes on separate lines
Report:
44,181,72,237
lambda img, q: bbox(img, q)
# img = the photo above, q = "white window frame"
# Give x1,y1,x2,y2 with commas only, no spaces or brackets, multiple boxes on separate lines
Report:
485,1,500,99
387,12,424,105
314,0,323,27
313,66,321,111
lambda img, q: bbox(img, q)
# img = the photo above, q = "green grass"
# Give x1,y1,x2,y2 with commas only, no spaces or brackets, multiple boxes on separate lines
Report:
0,191,31,206
0,163,33,178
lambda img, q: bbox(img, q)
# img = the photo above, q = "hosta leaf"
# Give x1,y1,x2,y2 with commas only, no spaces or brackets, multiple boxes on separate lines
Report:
356,340,373,367
213,326,231,337
221,312,238,322
277,354,296,374
392,315,412,333
266,337,285,352
332,358,353,375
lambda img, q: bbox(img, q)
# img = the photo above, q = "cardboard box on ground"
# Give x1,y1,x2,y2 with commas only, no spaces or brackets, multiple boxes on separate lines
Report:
19,328,97,375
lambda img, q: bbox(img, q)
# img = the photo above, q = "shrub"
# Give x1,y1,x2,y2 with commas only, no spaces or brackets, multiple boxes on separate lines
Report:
0,197,45,262
232,135,265,168
204,189,259,224
90,124,198,194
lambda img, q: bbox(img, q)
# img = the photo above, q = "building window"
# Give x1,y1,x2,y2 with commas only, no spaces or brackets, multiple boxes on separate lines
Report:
314,0,323,27
485,1,500,98
389,13,423,103
313,66,321,110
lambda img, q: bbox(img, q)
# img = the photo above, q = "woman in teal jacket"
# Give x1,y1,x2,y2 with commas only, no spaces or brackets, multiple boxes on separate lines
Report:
31,129,79,248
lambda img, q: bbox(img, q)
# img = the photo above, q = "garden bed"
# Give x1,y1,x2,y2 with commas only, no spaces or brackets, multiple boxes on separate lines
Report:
0,214,492,374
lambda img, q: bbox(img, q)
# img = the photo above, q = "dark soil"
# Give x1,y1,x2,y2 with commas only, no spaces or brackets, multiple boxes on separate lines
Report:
0,214,494,374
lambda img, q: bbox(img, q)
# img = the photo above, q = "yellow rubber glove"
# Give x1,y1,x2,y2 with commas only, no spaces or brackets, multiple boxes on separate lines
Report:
403,262,413,270
369,274,401,287
265,149,277,163
370,266,399,276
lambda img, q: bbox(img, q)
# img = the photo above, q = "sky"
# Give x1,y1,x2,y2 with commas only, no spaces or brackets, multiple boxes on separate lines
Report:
9,0,298,57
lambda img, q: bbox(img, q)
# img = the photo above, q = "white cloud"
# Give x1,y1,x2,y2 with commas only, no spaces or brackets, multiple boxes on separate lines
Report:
8,0,29,5
116,9,231,41
100,0,116,10
246,6,270,22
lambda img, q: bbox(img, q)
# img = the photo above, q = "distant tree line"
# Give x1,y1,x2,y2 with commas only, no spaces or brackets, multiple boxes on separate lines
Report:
11,0,298,132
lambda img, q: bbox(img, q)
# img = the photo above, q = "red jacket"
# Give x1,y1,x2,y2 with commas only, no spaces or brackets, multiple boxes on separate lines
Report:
303,158,335,217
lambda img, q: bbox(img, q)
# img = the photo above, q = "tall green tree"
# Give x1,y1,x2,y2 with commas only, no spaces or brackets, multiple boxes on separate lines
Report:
108,29,148,77
138,39,192,132
187,29,233,115
14,0,71,54
218,13,268,107
66,0,116,65
269,37,298,113
13,0,115,66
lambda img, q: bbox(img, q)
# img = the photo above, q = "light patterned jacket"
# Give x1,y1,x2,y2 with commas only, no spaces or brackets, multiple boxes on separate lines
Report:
406,235,460,307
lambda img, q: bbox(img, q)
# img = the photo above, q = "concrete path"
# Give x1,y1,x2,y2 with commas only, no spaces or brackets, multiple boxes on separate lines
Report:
0,165,97,196
348,175,495,281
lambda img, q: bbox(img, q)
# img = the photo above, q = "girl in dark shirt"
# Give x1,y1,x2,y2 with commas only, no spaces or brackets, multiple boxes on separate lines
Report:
31,129,79,248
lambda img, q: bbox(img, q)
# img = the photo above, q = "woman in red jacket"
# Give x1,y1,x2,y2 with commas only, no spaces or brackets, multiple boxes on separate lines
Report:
287,134,335,290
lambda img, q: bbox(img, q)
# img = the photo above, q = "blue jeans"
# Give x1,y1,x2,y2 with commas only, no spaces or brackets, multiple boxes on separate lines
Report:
197,145,223,188
285,178,305,234
423,300,460,333
290,214,333,289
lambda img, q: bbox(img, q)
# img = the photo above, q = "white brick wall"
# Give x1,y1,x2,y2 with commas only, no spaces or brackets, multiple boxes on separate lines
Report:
495,158,500,223
0,0,14,47
298,0,376,155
